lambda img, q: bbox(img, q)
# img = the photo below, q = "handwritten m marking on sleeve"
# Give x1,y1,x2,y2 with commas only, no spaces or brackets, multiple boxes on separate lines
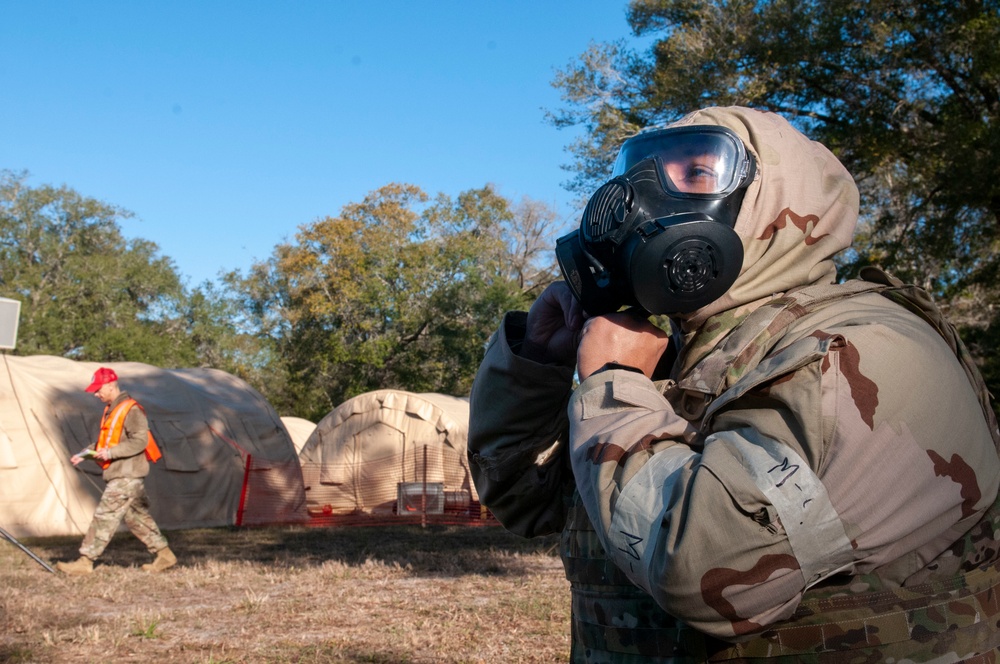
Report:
618,531,643,561
768,457,800,487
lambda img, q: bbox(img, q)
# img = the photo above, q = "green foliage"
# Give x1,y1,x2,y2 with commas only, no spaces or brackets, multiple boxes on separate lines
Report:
130,616,161,639
962,318,1000,419
0,170,196,365
231,184,554,419
550,0,1000,397
550,0,1000,296
182,279,277,391
0,171,269,382
0,171,558,415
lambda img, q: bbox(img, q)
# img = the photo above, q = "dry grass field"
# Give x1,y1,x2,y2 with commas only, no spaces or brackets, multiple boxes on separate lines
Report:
0,524,570,663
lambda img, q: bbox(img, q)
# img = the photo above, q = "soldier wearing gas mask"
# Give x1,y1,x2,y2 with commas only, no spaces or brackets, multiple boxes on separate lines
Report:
468,107,1000,662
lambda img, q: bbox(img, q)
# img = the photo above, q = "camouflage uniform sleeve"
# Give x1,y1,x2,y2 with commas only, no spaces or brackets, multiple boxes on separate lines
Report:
568,365,847,640
109,405,150,460
468,312,577,538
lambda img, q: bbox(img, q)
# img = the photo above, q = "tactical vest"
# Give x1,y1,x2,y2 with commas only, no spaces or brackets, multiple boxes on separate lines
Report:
562,268,1000,662
96,398,162,469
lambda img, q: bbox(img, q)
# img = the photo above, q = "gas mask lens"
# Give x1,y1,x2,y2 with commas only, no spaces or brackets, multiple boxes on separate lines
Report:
611,126,753,197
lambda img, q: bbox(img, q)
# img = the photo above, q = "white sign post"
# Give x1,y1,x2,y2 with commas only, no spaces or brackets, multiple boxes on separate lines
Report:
0,298,21,350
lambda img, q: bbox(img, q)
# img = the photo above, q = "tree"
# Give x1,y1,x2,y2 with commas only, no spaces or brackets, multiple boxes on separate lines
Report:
231,183,557,420
549,0,1000,408
434,187,565,297
549,0,1000,293
182,279,276,389
0,170,198,366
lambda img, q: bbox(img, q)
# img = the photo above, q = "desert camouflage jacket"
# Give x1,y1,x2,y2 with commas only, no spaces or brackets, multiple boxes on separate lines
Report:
569,272,1000,636
470,107,1000,660
469,273,1000,659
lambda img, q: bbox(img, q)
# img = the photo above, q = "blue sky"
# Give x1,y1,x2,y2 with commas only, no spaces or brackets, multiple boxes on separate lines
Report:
1,2,643,287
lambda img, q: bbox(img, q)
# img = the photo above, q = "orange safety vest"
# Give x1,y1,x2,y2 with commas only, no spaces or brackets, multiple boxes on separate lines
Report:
95,398,162,470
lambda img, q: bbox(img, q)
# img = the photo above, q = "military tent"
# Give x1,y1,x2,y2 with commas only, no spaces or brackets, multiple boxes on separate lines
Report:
299,390,478,518
0,354,306,538
281,416,317,455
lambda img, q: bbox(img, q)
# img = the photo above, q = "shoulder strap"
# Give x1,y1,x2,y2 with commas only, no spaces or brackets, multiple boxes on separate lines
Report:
677,278,884,401
677,268,999,445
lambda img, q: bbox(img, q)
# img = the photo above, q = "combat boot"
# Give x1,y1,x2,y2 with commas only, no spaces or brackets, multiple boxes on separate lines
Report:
56,556,94,576
142,546,176,573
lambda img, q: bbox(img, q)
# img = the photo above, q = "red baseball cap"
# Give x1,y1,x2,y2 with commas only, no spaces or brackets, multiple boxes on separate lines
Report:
85,367,118,393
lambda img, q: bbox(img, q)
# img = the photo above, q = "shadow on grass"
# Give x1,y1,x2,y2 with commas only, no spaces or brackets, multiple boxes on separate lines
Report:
22,523,562,577
0,644,34,664
269,642,422,663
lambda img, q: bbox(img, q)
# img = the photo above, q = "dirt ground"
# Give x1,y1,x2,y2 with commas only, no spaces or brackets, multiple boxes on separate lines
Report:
0,524,570,663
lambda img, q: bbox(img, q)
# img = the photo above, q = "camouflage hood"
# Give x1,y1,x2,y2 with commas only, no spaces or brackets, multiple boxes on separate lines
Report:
667,107,859,329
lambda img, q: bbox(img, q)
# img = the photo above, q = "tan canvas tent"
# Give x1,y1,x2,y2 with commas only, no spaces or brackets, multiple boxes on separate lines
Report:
0,354,306,538
299,390,478,517
281,416,317,455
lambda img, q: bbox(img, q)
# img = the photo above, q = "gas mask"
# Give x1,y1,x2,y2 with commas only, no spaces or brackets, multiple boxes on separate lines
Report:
556,125,757,316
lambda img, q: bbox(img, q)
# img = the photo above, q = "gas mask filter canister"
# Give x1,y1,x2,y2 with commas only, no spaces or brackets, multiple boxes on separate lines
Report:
556,125,756,316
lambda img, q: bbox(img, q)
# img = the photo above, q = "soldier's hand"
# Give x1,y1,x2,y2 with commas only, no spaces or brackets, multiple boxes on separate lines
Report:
522,282,585,367
577,309,669,380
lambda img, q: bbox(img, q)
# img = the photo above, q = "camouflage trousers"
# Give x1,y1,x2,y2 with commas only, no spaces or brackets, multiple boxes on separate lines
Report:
80,477,168,559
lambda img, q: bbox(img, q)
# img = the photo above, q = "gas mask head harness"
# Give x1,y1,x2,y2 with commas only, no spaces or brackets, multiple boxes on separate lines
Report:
556,124,756,316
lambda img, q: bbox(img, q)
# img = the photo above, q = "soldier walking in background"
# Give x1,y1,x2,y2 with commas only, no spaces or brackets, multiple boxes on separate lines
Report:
56,367,176,575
